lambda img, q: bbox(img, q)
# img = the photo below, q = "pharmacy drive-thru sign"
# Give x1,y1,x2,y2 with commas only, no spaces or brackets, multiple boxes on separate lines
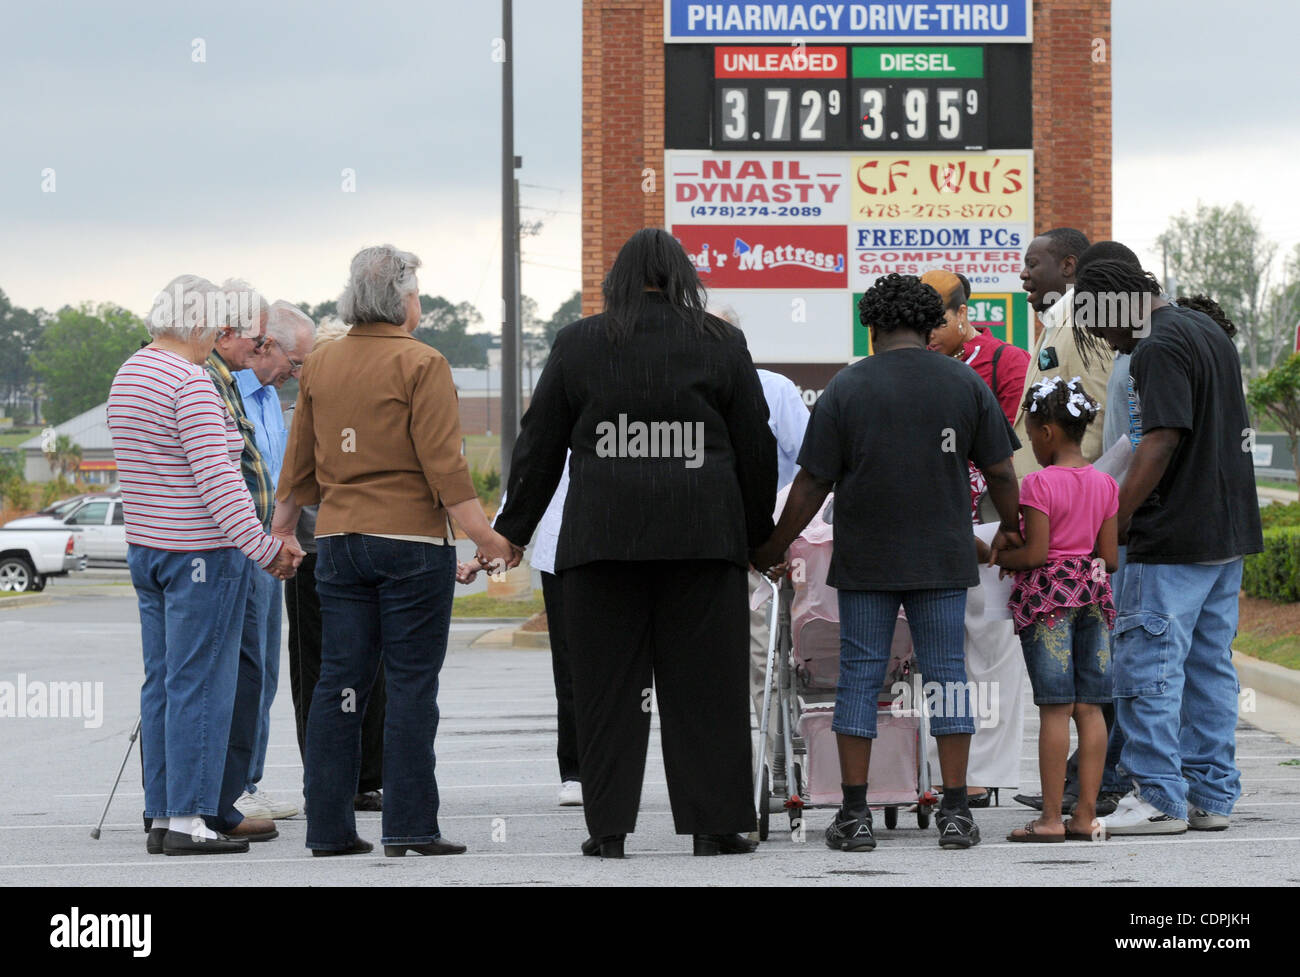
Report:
663,0,1034,398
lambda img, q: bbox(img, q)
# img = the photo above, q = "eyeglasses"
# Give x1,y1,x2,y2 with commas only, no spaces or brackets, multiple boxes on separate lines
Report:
264,339,303,374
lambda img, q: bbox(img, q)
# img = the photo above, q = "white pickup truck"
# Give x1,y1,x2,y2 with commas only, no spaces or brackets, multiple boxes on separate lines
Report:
0,528,86,593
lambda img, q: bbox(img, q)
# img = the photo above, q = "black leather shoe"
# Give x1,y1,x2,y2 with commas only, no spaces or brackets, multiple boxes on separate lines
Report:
146,827,166,855
353,790,383,812
581,834,626,858
967,788,999,808
693,833,759,855
384,838,466,856
162,830,249,856
312,838,374,857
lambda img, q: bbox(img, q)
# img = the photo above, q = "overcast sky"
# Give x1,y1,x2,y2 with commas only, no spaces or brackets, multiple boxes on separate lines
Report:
1,0,1296,327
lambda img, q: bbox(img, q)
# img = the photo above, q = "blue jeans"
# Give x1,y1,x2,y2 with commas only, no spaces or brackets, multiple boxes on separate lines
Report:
205,567,277,831
245,575,283,792
1112,559,1243,820
305,535,456,849
129,545,252,819
835,589,974,738
1101,552,1129,793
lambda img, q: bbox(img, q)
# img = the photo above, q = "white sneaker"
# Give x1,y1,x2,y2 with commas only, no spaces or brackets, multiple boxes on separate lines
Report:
1189,807,1229,831
1100,789,1187,835
558,781,583,806
234,791,272,819
237,791,298,820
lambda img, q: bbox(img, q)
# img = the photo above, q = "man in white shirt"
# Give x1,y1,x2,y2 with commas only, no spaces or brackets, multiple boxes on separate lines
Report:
1013,228,1113,474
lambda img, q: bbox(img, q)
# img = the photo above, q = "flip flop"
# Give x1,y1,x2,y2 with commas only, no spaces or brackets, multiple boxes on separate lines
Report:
1006,821,1065,843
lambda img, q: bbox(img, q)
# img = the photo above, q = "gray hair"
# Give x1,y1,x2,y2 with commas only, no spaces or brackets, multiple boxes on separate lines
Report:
338,245,421,326
266,300,316,353
214,278,268,339
146,274,220,340
311,316,352,352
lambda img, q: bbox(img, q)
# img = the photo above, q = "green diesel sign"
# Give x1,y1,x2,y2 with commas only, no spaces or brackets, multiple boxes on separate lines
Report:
852,46,984,78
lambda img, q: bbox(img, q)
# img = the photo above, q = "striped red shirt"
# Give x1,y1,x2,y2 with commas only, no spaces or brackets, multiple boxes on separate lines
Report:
107,348,280,567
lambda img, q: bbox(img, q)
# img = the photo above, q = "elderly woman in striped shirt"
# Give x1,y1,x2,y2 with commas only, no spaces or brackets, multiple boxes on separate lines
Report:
106,275,302,857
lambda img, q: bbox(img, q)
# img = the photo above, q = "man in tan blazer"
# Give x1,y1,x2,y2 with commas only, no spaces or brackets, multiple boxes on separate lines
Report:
1011,228,1113,477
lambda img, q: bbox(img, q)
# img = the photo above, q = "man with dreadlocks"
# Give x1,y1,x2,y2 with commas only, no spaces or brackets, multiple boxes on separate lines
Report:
1071,259,1262,836
1014,228,1113,475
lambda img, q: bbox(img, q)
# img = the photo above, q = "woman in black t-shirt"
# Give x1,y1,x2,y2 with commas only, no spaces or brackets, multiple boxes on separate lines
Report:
754,273,1023,853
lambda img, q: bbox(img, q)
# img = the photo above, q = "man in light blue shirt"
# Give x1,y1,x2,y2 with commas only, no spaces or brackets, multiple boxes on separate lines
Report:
232,300,316,820
758,369,811,492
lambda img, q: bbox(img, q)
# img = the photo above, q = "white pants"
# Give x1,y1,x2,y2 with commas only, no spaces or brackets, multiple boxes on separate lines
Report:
926,579,1026,788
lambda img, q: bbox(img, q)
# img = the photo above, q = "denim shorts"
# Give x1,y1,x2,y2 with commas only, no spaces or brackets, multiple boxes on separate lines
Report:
1018,603,1112,705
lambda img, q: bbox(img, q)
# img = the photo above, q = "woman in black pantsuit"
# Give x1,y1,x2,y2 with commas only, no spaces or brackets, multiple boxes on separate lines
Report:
495,228,777,858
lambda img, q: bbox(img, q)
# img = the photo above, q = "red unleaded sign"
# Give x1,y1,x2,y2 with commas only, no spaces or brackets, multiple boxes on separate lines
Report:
714,45,847,78
674,224,848,288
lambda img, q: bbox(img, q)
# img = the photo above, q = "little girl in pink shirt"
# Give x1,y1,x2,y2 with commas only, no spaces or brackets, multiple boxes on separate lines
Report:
989,376,1118,843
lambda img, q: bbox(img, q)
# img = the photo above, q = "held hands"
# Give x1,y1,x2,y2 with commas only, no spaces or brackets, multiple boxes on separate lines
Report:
750,539,788,580
266,536,304,580
475,530,523,578
987,525,1024,576
456,561,481,585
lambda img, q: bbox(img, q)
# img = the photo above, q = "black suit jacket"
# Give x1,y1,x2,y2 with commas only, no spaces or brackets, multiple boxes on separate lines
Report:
495,294,777,572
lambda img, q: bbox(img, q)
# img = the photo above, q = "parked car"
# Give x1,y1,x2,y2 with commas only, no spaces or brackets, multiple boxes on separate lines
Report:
36,494,99,520
4,494,126,562
0,528,86,592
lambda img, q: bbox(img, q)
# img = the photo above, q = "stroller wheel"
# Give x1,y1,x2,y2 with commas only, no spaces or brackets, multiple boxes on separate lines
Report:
758,764,771,841
884,806,898,830
917,807,931,830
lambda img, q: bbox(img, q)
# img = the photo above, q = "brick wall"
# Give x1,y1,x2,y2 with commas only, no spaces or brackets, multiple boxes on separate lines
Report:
1031,0,1112,240
581,0,1113,313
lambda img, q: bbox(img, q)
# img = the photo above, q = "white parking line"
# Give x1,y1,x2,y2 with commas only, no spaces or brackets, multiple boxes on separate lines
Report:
3,833,1298,871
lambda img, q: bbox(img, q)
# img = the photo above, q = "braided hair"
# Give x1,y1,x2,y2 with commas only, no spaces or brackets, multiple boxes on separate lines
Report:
1071,258,1164,370
858,272,945,340
1022,375,1100,445
1177,293,1237,339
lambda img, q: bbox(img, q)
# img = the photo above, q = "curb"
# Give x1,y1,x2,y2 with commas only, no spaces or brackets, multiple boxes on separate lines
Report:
0,594,54,610
1233,650,1300,707
468,623,550,650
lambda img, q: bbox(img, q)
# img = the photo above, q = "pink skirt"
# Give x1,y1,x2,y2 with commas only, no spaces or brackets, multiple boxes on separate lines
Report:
1009,556,1116,634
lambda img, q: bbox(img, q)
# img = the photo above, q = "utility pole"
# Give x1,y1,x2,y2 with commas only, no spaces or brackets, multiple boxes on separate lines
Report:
500,0,520,482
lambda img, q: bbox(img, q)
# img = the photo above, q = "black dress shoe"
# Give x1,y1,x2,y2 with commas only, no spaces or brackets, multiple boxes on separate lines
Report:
581,834,626,858
311,837,374,857
967,788,999,808
693,833,759,856
353,790,383,812
162,829,249,856
1013,793,1043,811
146,827,166,855
384,838,466,857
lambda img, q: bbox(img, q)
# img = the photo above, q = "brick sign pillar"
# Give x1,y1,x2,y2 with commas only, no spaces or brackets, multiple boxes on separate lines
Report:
583,0,1112,316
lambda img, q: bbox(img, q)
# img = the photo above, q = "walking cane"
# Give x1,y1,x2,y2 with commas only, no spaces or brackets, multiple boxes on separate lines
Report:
90,715,141,839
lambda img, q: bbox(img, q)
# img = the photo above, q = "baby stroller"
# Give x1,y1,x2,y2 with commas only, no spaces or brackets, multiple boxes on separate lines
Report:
753,493,938,839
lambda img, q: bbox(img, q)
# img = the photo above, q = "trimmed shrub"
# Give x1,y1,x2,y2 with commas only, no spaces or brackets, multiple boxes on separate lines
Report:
1242,527,1300,603
1260,500,1300,531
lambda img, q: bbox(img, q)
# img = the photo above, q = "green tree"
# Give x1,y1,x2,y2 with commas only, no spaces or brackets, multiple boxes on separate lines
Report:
543,290,583,346
43,434,82,479
0,289,42,420
1158,202,1279,374
30,303,148,424
414,295,488,367
1248,353,1300,484
306,300,337,321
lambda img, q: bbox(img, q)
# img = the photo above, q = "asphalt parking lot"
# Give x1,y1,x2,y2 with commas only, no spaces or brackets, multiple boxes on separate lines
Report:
2,577,1298,887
